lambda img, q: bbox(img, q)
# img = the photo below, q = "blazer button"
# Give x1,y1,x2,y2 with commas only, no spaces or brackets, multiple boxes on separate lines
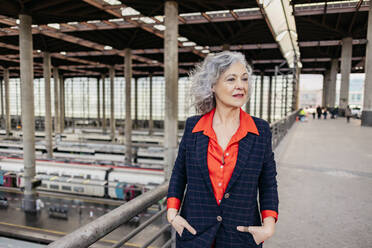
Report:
217,216,222,222
224,193,230,199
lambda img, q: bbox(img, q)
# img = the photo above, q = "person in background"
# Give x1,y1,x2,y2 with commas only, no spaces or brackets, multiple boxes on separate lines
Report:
345,105,352,123
167,51,278,248
299,108,306,122
316,106,322,119
322,107,328,120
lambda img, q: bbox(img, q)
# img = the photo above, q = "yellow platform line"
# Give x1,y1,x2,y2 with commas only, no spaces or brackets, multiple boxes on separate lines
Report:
0,222,157,247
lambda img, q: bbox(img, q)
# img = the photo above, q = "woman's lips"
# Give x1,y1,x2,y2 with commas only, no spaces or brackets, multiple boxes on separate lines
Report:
233,94,244,98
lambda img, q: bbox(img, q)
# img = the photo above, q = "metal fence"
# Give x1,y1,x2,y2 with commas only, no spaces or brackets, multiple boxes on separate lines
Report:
47,110,300,248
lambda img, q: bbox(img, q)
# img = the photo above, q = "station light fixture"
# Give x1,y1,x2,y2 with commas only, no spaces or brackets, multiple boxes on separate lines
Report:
183,42,196,47
154,25,166,31
178,37,188,42
47,23,60,29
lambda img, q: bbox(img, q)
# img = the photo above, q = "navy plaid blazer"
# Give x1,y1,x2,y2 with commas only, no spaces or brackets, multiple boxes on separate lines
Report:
167,114,279,248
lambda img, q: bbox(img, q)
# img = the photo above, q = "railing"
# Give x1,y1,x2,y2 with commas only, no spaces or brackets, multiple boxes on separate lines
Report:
48,110,300,248
47,183,169,248
270,110,300,149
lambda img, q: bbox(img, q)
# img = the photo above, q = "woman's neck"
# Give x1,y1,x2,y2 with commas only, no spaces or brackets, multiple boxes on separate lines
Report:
213,104,240,127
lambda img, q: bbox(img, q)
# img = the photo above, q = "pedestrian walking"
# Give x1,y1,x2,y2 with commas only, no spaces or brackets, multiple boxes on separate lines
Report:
167,51,278,248
323,107,328,119
345,105,352,123
316,106,322,119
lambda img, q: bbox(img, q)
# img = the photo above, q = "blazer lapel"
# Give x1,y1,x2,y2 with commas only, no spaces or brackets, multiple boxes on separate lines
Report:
225,132,256,193
195,132,214,196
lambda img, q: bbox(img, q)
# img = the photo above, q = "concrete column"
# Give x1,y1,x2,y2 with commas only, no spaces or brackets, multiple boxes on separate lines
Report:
259,73,264,118
124,49,132,164
97,78,100,127
273,66,278,121
164,1,178,180
339,37,353,114
70,78,75,133
53,67,60,133
328,59,338,108
267,76,272,123
362,3,372,126
134,77,138,128
43,52,53,158
285,76,289,115
0,78,4,125
149,75,153,134
102,74,106,132
254,76,258,116
322,70,330,107
245,99,250,114
4,69,11,136
19,14,36,213
109,66,115,141
59,75,65,133
294,67,301,111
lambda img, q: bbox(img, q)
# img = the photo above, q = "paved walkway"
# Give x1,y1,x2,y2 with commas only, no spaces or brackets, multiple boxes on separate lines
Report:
265,117,372,248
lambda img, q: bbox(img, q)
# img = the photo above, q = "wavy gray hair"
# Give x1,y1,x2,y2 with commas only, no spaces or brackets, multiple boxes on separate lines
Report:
189,51,253,115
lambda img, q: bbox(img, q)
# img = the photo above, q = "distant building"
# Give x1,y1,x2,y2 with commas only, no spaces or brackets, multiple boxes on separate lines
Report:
299,89,322,108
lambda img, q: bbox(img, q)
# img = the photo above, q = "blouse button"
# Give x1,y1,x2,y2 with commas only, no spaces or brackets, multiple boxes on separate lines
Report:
220,165,223,169
225,153,229,156
218,183,222,187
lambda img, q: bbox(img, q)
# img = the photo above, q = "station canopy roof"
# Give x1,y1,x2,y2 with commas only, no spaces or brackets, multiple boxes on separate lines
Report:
0,0,369,78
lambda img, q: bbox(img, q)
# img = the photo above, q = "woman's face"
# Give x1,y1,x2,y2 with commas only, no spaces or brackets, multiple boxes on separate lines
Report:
212,62,249,109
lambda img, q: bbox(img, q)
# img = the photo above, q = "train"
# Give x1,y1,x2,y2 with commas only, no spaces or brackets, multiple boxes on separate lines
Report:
0,157,164,201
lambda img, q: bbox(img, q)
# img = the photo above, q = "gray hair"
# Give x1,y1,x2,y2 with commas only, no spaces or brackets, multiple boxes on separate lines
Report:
189,51,253,115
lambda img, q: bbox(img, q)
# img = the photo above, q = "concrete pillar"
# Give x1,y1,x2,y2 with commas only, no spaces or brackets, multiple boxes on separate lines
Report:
285,76,289,115
149,75,153,134
273,66,278,121
259,73,264,118
294,67,301,111
109,66,115,141
124,49,132,164
267,76,272,123
322,70,330,107
328,59,338,108
362,3,372,126
70,78,75,133
53,67,60,133
339,37,353,114
19,14,36,213
102,74,106,132
59,75,65,133
43,52,53,158
254,76,258,116
164,1,178,180
134,77,138,128
245,99,250,114
0,78,4,126
4,69,11,136
97,78,100,127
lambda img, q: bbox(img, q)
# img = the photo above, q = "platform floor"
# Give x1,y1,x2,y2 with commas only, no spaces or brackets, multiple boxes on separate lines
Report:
265,117,372,248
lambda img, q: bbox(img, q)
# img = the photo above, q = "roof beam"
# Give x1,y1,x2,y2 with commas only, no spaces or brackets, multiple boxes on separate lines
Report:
82,0,205,58
0,2,369,36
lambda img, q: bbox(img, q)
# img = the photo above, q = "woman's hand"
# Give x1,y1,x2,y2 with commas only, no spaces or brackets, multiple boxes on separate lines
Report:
237,217,275,245
167,208,197,237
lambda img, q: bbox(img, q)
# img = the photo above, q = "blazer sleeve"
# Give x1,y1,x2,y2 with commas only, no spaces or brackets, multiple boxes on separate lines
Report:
167,118,189,203
258,122,279,219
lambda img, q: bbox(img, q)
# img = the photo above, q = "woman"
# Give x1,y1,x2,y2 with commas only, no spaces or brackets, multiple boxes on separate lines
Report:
167,51,278,248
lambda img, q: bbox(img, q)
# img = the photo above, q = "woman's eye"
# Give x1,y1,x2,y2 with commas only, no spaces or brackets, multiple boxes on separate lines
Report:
227,78,235,82
242,77,248,82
